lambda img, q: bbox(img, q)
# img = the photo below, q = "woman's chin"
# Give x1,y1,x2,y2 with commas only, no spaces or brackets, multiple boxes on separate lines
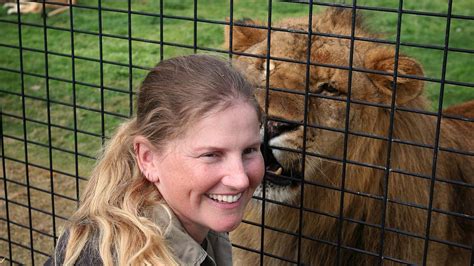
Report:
209,217,243,233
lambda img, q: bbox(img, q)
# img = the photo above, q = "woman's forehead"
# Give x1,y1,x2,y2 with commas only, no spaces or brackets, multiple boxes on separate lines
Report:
169,102,260,148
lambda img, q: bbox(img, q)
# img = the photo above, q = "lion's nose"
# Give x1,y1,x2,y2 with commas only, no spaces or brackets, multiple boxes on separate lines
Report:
265,120,300,139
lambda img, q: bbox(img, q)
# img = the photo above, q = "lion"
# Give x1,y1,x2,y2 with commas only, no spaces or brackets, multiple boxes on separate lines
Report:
3,0,75,17
225,8,473,265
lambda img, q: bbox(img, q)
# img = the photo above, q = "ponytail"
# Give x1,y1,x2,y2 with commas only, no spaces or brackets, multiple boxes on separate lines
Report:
58,119,177,265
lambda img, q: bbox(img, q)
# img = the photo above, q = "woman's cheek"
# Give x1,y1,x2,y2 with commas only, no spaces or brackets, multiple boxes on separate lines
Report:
251,156,265,186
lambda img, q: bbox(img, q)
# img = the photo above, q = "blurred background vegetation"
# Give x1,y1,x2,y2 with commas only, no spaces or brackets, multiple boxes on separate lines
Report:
0,0,472,264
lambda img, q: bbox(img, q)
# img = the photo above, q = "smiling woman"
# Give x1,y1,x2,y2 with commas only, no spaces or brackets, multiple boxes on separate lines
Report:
45,54,264,266
135,101,264,243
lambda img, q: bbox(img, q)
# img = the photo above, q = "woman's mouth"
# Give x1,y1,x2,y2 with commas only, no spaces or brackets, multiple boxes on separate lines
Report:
207,193,242,203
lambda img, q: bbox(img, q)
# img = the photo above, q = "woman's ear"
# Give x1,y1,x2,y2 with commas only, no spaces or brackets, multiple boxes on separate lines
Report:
133,136,160,183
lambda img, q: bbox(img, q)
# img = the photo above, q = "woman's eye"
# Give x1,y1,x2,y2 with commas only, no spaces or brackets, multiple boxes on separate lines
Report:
244,147,259,155
201,153,218,158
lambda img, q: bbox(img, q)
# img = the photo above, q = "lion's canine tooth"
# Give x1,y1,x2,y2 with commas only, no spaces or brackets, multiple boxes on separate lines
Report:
275,167,283,175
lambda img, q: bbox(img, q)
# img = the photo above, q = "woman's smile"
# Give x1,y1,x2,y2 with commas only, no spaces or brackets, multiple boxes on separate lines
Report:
206,193,243,203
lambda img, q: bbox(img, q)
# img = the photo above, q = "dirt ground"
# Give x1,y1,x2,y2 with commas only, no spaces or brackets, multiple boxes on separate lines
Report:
1,158,88,265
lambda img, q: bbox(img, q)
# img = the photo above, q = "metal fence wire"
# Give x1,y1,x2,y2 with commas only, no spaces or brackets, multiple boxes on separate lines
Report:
0,0,473,265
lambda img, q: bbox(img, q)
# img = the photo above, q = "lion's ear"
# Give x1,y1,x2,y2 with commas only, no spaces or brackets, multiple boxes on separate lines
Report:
365,47,424,105
224,18,266,53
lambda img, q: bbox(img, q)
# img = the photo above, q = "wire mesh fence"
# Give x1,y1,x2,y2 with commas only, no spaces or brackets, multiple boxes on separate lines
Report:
0,0,473,265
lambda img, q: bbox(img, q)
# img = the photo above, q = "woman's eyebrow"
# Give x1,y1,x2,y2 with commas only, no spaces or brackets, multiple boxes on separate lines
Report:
192,139,261,152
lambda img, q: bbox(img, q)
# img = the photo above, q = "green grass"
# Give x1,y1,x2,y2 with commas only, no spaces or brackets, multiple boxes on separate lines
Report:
0,0,473,264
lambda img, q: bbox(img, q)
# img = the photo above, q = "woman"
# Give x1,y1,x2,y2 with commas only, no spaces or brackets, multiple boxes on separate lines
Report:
48,54,265,265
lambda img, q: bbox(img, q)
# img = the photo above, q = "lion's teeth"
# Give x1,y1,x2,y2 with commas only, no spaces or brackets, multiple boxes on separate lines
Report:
275,167,283,175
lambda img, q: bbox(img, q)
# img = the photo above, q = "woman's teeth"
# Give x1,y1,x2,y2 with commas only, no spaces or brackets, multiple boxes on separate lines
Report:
207,193,242,203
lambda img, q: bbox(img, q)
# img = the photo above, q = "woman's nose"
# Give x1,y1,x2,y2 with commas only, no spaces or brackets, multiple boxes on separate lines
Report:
221,158,250,190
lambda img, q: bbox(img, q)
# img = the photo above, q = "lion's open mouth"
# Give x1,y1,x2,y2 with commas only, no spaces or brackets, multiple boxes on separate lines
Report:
264,146,301,187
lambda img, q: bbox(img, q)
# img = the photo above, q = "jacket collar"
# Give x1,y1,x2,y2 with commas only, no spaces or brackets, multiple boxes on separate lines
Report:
152,203,211,265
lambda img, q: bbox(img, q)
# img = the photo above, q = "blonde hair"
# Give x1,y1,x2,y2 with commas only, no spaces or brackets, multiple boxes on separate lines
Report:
56,54,259,265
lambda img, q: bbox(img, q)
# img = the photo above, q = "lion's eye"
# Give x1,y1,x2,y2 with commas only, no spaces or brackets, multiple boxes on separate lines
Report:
317,83,340,95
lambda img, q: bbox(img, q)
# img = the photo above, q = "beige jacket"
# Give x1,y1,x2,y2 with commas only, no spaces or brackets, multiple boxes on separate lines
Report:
153,204,233,266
